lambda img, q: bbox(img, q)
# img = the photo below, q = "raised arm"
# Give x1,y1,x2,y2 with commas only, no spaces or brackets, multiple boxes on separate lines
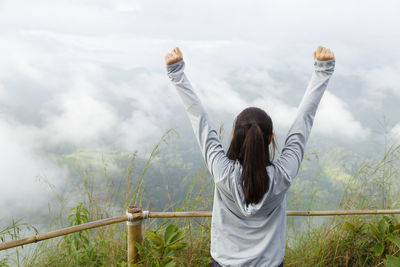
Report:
275,46,335,183
165,47,231,182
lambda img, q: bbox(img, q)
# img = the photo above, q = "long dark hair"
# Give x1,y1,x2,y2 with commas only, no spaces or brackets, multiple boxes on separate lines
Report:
226,107,276,205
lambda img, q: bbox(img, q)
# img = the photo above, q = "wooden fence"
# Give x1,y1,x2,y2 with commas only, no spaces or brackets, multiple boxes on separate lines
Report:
2,207,400,266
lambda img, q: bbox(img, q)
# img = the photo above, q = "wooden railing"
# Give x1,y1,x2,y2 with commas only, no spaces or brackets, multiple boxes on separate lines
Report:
1,207,400,266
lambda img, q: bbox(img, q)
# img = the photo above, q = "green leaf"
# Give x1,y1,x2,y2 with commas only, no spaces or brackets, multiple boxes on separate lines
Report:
384,215,392,224
392,215,399,225
164,260,176,267
385,215,396,233
169,231,186,244
379,219,387,235
147,231,164,246
164,224,179,244
160,256,173,266
151,244,164,255
169,242,187,250
384,255,400,267
369,223,381,238
165,231,179,246
387,235,400,249
374,242,385,256
165,243,187,257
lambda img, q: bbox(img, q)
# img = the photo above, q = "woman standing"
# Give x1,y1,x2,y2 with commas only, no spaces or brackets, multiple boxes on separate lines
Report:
165,46,335,267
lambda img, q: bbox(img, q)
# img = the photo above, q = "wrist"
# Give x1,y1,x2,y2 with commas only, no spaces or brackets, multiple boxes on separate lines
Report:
167,59,184,74
314,59,335,73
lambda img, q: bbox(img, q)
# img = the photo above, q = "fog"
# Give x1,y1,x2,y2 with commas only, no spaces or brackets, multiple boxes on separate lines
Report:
0,0,399,225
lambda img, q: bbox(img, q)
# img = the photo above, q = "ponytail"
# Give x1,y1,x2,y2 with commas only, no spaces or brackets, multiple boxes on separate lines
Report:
226,107,274,206
241,123,269,205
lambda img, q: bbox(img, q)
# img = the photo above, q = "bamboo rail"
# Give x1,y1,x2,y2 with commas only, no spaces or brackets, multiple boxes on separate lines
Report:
0,215,127,251
286,209,400,216
2,209,400,264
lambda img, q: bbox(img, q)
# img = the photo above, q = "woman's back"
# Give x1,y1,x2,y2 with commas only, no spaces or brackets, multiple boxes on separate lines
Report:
211,161,287,266
165,46,335,267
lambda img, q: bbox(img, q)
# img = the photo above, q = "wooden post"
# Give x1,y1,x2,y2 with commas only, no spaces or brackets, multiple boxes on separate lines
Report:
127,206,144,266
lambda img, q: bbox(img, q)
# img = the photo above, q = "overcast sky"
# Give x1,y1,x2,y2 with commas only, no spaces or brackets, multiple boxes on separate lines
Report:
0,0,400,220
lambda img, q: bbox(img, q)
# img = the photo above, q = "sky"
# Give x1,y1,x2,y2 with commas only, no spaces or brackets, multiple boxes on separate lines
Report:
0,0,400,221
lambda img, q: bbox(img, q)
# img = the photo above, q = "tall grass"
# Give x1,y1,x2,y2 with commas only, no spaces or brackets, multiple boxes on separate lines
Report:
1,135,399,266
0,219,38,267
1,129,213,266
285,145,400,266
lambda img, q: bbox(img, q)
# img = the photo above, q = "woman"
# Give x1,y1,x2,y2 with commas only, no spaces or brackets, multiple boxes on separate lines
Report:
165,46,335,267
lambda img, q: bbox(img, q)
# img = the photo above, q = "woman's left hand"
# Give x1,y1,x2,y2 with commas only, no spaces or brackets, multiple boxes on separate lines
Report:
313,46,335,61
165,47,183,66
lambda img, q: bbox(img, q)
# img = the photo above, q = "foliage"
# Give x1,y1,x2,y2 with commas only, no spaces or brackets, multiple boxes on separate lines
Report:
0,257,9,267
385,255,400,267
369,215,400,257
63,202,106,265
66,202,90,251
135,223,187,267
17,129,211,266
0,219,38,266
285,145,400,267
1,131,399,266
285,214,400,266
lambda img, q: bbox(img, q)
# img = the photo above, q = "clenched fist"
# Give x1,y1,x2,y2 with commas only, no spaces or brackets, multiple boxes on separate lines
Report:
165,47,183,66
314,46,335,61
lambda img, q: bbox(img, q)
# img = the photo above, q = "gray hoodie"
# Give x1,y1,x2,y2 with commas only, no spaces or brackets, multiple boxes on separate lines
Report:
167,58,335,267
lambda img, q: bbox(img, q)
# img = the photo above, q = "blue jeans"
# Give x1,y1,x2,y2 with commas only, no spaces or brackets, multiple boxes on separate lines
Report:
212,259,283,267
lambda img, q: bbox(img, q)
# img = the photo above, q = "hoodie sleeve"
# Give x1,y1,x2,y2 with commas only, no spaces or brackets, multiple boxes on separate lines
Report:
167,60,232,183
274,59,335,185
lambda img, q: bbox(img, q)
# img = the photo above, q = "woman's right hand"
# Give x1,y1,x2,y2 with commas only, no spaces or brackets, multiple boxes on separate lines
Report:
165,47,183,66
314,46,335,61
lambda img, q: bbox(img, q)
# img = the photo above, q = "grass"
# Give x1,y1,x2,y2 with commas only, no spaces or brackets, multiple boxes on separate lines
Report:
1,135,399,266
284,145,400,267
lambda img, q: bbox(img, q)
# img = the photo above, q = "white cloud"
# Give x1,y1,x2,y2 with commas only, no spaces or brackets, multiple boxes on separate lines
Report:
116,110,163,151
389,124,400,143
115,0,143,13
44,93,117,146
199,79,248,115
0,38,43,82
362,63,400,99
0,118,66,219
315,92,370,140
0,0,398,223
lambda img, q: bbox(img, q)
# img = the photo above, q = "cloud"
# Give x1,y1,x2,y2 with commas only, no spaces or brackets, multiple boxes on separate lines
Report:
251,91,370,142
315,92,370,140
116,110,164,151
0,118,67,220
198,79,248,115
44,93,117,147
389,124,400,143
0,0,398,226
189,57,369,141
362,63,400,99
